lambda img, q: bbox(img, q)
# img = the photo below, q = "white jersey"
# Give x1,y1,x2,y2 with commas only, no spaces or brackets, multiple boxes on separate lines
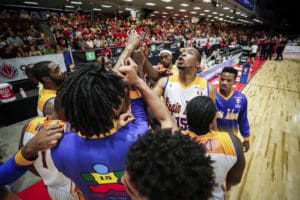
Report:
22,117,79,200
185,130,238,200
163,75,209,130
37,88,56,117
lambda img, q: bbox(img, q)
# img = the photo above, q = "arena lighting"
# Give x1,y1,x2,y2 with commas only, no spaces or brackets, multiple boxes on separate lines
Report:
93,8,102,11
101,4,112,8
253,19,263,23
65,5,74,8
71,1,82,5
180,3,189,7
24,1,39,5
145,2,156,6
194,7,201,10
165,6,173,9
161,0,172,2
125,8,134,11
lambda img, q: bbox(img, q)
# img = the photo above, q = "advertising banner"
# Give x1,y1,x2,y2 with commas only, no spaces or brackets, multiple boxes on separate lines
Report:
0,54,67,83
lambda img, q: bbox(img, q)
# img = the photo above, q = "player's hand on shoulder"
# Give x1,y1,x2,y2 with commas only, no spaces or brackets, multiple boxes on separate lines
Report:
117,112,135,129
36,123,64,151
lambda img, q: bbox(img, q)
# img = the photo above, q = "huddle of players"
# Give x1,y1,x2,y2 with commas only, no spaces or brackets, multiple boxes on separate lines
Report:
2,31,250,200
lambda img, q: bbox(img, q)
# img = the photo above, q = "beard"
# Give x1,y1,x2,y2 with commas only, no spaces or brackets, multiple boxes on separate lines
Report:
51,76,65,87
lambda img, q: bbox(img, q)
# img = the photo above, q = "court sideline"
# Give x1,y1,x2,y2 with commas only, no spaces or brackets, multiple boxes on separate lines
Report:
227,59,300,200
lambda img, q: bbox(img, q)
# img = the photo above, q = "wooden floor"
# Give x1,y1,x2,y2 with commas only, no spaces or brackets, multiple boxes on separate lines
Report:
227,59,300,200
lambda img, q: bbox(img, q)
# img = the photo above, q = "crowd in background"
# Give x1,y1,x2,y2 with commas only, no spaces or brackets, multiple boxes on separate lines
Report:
0,8,289,61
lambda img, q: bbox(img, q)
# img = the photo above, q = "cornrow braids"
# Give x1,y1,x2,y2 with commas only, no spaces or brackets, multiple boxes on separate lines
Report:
186,96,216,135
57,63,126,138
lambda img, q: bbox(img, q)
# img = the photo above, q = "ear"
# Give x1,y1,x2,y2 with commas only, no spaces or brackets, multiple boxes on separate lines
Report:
41,76,51,84
209,114,218,131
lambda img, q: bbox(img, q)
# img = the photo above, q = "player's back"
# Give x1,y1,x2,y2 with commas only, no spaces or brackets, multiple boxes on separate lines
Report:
37,88,56,116
22,117,79,200
51,97,149,200
187,130,237,200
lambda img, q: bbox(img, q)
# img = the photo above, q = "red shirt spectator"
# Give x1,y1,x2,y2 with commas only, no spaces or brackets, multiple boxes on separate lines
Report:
99,47,112,58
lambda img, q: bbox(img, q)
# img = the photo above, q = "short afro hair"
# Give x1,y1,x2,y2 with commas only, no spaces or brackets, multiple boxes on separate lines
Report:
126,128,215,200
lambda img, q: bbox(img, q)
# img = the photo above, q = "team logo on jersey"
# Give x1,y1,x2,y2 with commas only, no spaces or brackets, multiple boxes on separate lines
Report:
165,97,181,115
235,96,242,108
195,86,205,95
81,164,126,196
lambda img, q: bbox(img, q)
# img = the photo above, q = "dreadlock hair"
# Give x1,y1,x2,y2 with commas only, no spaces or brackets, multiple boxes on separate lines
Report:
31,61,52,84
186,96,216,135
56,63,126,138
126,128,215,200
221,67,238,79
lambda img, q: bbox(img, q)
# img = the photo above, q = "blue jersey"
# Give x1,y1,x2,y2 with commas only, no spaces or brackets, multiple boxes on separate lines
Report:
0,150,33,185
51,97,149,200
216,90,250,140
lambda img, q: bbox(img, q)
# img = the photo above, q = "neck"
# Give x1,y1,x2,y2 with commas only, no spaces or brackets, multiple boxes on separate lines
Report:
178,69,197,85
220,88,232,97
49,111,58,120
189,128,207,136
43,83,57,90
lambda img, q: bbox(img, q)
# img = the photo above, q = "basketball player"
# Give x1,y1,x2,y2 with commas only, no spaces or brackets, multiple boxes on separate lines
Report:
123,128,215,200
216,67,250,152
30,61,65,116
51,59,175,199
152,47,216,130
19,97,80,200
0,123,62,186
185,96,246,199
142,49,178,82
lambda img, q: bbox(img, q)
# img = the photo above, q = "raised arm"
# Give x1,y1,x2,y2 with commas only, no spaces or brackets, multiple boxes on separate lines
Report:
113,30,142,69
152,76,168,98
118,58,176,129
143,60,161,81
